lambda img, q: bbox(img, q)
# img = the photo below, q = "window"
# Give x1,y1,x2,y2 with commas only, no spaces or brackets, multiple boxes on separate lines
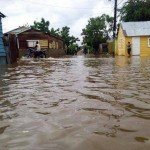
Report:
148,38,150,47
27,40,39,48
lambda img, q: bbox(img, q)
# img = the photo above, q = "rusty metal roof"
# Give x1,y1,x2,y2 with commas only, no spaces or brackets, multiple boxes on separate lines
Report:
5,26,30,35
121,21,150,36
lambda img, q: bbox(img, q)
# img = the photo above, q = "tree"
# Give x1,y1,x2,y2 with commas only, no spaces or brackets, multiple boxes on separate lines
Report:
68,44,79,55
60,26,70,48
59,26,79,54
81,14,113,53
31,18,60,36
31,18,79,55
120,0,150,22
31,18,50,33
49,28,60,36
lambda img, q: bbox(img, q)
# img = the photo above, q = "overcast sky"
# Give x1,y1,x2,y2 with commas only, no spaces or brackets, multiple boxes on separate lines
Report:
0,0,125,45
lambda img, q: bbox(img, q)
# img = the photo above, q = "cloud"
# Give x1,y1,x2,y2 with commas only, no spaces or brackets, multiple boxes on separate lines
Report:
0,0,115,45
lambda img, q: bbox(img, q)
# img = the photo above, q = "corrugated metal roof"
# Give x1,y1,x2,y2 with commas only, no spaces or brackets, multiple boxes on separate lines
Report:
5,26,30,35
4,27,64,41
121,21,150,36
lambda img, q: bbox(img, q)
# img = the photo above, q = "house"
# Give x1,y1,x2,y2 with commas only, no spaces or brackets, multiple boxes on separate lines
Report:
116,21,150,56
0,12,6,64
4,26,65,59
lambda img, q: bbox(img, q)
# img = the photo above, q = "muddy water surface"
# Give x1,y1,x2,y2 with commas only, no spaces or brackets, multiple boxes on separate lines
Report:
0,56,150,150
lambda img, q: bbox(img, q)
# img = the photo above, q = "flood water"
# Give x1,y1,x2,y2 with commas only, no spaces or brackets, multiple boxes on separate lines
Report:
0,56,150,150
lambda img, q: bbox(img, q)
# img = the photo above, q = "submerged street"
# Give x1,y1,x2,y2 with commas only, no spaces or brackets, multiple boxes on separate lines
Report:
0,56,150,150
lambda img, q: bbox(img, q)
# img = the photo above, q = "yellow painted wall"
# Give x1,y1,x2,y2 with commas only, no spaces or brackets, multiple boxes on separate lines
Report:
140,37,150,56
39,40,48,48
116,26,150,56
49,41,59,49
117,26,126,55
115,38,118,55
125,36,150,56
108,41,114,54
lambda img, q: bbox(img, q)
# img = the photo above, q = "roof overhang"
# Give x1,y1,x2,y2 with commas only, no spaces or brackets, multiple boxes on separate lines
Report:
0,12,6,18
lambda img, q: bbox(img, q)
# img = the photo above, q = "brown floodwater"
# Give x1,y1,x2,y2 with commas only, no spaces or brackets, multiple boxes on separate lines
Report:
0,56,150,150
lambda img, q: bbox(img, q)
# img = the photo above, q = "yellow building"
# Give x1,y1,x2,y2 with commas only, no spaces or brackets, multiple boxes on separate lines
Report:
116,21,150,56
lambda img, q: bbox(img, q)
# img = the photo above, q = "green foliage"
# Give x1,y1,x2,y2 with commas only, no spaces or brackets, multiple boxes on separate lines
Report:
31,18,50,33
81,14,113,53
67,44,79,55
59,26,79,55
87,46,94,54
31,19,79,55
31,18,60,36
60,26,70,48
49,28,60,36
120,0,150,22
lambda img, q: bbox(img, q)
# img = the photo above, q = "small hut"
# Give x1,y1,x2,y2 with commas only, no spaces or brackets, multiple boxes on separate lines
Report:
4,27,65,59
116,21,150,56
0,12,6,65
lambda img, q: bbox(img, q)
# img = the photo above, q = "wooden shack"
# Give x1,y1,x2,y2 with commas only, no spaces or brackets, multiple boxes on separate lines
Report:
4,27,65,59
0,12,6,65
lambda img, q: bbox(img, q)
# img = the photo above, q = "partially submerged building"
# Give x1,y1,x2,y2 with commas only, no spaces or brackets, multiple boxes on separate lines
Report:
116,21,150,56
4,26,65,60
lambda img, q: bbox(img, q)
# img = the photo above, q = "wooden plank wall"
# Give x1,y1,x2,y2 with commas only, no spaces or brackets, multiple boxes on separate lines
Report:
9,34,19,63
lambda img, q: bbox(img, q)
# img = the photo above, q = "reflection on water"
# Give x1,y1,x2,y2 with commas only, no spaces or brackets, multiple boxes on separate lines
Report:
0,56,150,150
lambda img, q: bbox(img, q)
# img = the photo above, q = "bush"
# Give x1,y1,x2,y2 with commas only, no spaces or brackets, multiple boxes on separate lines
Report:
67,44,78,55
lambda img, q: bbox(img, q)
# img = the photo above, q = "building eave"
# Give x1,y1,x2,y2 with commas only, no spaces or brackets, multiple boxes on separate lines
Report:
0,12,6,18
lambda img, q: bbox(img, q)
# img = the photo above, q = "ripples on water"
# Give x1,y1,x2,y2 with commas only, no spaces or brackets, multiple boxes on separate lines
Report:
0,56,150,150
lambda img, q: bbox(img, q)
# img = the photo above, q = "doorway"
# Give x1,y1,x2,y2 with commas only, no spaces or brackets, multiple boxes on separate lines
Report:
132,37,140,55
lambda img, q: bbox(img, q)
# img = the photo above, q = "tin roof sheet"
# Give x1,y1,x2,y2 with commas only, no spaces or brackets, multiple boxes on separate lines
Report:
4,27,64,41
5,26,30,35
121,21,150,36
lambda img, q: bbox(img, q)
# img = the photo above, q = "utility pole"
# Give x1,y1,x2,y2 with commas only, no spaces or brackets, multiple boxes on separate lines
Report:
113,0,118,38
